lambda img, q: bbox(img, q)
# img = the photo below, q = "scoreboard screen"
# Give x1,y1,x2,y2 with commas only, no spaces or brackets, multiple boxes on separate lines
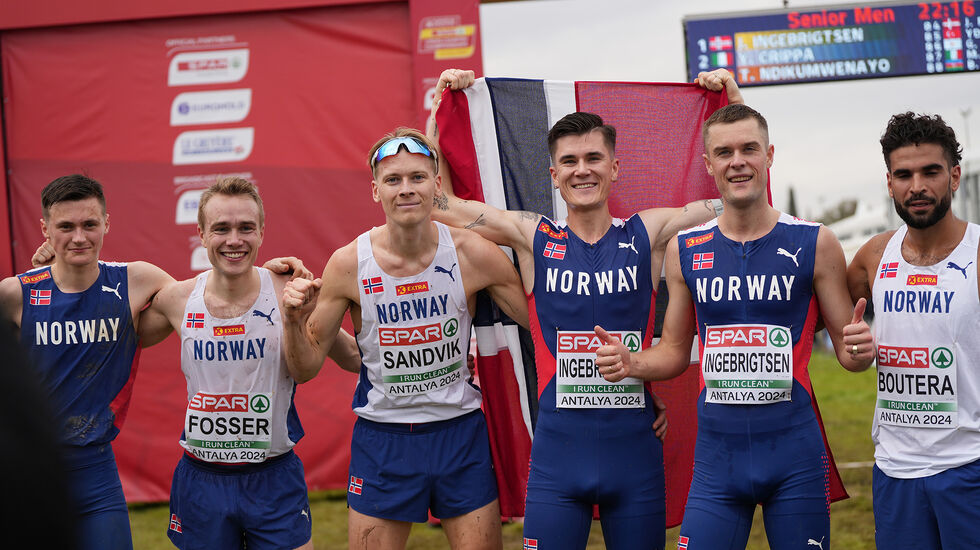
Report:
684,1,980,86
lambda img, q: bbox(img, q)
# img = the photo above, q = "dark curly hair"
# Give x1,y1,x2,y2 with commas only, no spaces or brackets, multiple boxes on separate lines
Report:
880,112,962,170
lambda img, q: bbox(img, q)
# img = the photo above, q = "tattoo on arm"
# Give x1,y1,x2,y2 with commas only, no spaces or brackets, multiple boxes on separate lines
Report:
703,200,712,211
464,213,486,229
518,211,539,221
433,193,449,211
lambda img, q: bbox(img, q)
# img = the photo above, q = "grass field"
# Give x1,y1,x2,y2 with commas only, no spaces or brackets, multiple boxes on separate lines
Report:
129,351,878,549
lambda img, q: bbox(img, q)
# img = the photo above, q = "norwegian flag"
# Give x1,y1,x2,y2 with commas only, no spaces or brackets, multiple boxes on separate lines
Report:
692,252,714,270
185,312,205,329
348,475,363,495
709,35,733,51
29,289,51,306
361,277,384,295
523,538,538,550
879,262,899,279
543,241,566,260
678,535,690,549
169,514,182,533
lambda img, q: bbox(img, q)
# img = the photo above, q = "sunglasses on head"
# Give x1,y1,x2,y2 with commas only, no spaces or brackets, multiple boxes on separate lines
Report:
372,137,434,168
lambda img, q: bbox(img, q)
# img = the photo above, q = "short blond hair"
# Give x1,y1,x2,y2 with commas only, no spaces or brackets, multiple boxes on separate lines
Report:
367,128,439,178
197,176,265,229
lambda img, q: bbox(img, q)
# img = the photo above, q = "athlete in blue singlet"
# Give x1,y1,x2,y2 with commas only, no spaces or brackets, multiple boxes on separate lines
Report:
596,104,875,550
0,175,173,550
427,69,743,549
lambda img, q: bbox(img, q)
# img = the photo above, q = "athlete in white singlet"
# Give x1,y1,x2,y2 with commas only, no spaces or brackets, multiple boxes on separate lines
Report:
281,128,528,550
848,112,980,550
138,177,359,550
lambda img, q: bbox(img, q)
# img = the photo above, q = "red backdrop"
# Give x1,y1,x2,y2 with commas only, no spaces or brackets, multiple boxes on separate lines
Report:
1,0,482,501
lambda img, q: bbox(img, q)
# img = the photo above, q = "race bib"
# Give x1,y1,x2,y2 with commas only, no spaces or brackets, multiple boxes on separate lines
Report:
379,319,464,396
702,324,793,404
876,343,957,429
555,330,645,409
184,392,273,463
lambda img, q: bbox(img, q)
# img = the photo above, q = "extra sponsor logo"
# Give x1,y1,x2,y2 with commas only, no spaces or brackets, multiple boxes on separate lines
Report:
537,221,567,240
19,271,51,284
396,282,429,296
170,89,252,126
213,324,245,337
29,289,52,306
168,49,249,86
907,274,938,286
685,233,714,248
379,323,442,346
172,128,254,165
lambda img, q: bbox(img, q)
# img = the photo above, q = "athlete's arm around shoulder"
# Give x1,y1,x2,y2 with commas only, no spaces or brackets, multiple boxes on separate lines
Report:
453,227,529,329
813,226,875,372
126,261,176,328
642,199,720,255
269,267,360,374
281,242,358,383
0,276,24,328
596,237,696,381
846,231,894,304
137,277,195,347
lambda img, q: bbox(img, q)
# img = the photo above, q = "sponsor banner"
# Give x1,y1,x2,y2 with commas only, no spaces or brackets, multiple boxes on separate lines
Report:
168,48,249,86
877,342,957,428
175,189,204,225
555,330,645,408
409,0,483,126
172,128,254,165
170,89,252,126
702,324,793,404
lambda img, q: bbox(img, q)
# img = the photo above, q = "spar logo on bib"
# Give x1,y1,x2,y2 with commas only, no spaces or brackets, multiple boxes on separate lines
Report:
704,325,788,348
932,347,954,368
878,345,929,368
557,331,641,353
189,393,249,412
379,322,442,346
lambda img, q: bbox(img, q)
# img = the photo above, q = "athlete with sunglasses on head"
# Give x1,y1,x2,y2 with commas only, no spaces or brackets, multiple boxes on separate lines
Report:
281,129,529,550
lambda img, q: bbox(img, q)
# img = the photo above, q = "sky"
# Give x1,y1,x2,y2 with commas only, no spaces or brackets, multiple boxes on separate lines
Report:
479,0,980,220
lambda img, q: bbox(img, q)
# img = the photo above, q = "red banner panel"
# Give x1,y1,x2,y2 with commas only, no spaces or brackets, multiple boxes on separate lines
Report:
2,3,416,501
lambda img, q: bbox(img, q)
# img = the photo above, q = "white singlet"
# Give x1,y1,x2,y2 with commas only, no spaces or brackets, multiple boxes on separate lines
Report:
178,268,300,464
353,222,479,423
872,223,980,478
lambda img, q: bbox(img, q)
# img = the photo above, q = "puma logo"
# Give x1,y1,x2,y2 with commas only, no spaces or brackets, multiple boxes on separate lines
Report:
618,236,638,255
777,247,802,268
947,261,973,279
807,536,825,549
435,263,456,282
300,508,310,522
101,282,122,300
252,307,276,325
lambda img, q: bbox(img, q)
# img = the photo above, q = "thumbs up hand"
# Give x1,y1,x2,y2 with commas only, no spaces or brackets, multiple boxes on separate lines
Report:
594,325,632,382
841,297,874,369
